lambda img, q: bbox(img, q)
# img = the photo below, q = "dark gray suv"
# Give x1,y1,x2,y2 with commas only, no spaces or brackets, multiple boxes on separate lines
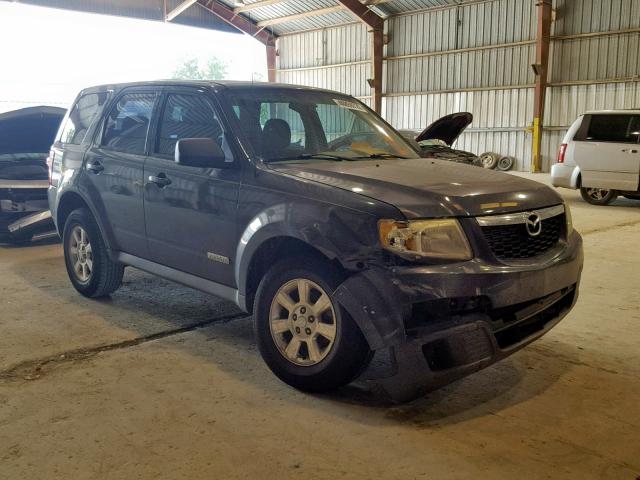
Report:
48,81,583,398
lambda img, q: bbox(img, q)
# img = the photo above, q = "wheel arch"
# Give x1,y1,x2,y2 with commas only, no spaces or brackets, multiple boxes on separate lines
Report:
56,190,116,255
240,234,345,314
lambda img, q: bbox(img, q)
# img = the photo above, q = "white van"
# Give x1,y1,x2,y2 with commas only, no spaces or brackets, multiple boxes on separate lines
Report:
551,110,640,205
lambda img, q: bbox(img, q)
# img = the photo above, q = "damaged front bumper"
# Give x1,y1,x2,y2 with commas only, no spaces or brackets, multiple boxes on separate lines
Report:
334,231,583,401
0,181,51,241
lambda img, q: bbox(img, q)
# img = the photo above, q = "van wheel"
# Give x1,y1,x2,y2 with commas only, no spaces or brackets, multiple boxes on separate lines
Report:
580,187,618,205
254,257,371,392
63,208,124,298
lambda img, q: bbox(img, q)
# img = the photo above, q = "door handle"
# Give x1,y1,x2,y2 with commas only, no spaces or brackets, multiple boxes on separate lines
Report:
622,149,638,153
86,161,104,173
148,173,172,188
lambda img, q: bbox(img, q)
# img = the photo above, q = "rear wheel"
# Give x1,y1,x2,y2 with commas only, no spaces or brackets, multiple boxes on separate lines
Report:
254,257,371,392
63,208,124,298
580,187,618,206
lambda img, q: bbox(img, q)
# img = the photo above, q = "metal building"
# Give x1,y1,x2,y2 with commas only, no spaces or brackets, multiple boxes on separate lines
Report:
7,0,640,171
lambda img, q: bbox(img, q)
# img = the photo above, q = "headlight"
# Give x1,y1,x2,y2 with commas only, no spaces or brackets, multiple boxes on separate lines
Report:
564,202,573,236
378,219,473,261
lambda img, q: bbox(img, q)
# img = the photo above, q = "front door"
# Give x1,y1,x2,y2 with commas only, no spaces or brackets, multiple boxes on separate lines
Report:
83,89,158,257
576,114,640,191
143,89,241,287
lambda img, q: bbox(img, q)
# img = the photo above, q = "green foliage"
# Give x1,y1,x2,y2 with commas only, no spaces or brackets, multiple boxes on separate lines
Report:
172,56,228,80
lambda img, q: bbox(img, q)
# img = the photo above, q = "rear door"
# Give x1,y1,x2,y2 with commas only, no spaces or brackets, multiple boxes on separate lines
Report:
83,88,159,257
574,114,640,191
143,87,241,287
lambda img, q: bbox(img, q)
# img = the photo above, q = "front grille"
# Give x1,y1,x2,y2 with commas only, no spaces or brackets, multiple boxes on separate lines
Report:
481,213,564,260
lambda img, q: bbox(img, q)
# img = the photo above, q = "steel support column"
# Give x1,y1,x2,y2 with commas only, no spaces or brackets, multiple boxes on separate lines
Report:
337,0,385,113
266,44,277,82
532,0,552,172
197,0,278,82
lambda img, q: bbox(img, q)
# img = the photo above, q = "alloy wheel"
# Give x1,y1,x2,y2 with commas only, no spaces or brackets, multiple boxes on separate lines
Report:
68,225,93,284
586,188,610,201
269,278,338,366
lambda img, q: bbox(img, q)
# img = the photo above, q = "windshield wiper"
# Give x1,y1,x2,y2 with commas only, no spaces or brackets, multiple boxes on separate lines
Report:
263,153,353,163
353,153,408,159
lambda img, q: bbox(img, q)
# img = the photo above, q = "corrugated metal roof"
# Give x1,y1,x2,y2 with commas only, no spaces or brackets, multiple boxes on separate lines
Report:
5,0,500,38
3,0,240,33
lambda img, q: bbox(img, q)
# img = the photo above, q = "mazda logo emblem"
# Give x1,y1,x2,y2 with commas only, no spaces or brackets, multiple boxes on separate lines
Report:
525,213,542,237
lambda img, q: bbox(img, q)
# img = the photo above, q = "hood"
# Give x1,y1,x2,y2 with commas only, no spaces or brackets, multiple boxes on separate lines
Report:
415,112,473,145
270,158,562,218
0,106,66,156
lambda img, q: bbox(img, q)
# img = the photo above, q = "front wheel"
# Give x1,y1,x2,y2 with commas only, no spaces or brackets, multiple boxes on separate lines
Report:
580,187,618,205
254,257,371,392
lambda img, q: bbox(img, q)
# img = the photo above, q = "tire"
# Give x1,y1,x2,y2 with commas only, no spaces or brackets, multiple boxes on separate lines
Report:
580,187,618,206
480,152,499,169
62,207,124,298
497,156,514,171
253,256,371,392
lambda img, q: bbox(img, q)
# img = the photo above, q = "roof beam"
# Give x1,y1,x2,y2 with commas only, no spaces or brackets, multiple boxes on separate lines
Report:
197,0,276,46
256,5,345,27
337,1,385,113
336,0,384,30
234,0,288,14
166,0,198,21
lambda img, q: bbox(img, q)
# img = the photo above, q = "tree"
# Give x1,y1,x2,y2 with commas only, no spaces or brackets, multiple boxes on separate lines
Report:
172,56,228,80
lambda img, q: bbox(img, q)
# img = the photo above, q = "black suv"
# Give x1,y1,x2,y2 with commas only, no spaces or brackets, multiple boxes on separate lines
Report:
48,81,583,398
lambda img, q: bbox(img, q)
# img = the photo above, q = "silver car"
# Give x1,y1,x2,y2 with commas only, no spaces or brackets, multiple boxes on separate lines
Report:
551,110,640,205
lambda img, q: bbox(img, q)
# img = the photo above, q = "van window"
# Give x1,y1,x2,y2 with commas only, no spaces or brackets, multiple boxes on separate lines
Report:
60,93,108,145
101,93,156,154
586,115,640,143
156,93,225,156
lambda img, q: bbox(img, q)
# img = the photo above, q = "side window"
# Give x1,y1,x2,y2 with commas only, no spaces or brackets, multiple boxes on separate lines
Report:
586,115,640,144
156,93,224,156
60,93,108,145
101,93,155,154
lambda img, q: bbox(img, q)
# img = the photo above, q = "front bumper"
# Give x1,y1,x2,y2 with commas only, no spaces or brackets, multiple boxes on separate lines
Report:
0,185,49,239
334,231,583,401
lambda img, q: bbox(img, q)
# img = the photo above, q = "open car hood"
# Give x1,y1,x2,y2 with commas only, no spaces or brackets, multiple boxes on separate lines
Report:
415,112,473,145
0,106,66,156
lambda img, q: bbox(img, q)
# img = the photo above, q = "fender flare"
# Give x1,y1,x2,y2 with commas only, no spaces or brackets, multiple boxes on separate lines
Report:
56,187,118,257
234,205,339,300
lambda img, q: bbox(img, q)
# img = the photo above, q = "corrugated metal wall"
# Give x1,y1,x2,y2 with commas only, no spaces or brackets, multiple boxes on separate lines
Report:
382,0,536,170
276,0,640,171
542,0,640,170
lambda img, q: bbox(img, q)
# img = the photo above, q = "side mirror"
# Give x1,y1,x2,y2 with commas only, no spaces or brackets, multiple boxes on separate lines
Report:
175,138,233,169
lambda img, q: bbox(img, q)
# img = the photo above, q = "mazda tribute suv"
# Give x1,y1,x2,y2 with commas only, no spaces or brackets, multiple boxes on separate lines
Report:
48,81,583,399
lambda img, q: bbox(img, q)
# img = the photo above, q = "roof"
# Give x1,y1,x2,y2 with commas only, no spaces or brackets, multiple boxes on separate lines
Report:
584,109,640,115
4,0,495,38
79,79,352,96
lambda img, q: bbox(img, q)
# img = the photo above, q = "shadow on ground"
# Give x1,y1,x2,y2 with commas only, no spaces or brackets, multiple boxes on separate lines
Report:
8,246,577,426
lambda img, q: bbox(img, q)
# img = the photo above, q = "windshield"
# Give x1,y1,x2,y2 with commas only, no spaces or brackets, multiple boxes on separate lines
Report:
227,90,417,163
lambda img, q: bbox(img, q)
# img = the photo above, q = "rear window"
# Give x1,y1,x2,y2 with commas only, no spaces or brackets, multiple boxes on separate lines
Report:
59,93,108,145
101,93,156,154
586,115,640,143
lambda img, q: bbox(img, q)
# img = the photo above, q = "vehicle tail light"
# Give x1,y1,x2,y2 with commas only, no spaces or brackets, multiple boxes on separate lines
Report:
46,149,55,185
557,143,567,163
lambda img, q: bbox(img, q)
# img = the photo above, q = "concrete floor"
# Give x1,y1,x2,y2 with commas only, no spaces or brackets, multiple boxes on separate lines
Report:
1,173,639,479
